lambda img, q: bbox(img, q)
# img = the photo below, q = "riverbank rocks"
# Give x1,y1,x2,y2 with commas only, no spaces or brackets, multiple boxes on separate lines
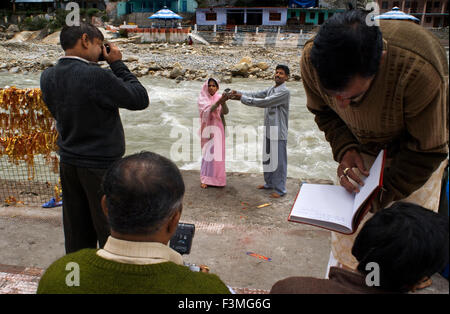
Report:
9,66,20,73
230,62,249,77
255,62,269,71
124,55,139,62
169,62,185,79
40,59,54,69
230,57,272,78
40,31,60,45
239,56,252,66
147,62,162,71
7,24,19,33
221,75,232,84
292,73,301,81
0,39,303,83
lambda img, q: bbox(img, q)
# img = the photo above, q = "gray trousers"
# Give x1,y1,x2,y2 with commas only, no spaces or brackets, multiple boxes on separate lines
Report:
262,137,287,195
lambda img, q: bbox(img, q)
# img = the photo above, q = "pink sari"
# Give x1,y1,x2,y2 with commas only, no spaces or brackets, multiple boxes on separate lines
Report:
198,78,226,186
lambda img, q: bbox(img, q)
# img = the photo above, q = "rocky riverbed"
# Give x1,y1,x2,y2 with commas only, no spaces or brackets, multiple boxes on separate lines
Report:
0,30,303,84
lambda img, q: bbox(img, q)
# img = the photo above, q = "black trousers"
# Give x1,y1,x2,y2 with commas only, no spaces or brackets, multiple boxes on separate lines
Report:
60,162,110,254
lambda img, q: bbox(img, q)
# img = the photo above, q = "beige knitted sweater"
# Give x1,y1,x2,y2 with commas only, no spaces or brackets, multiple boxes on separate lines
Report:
301,20,449,207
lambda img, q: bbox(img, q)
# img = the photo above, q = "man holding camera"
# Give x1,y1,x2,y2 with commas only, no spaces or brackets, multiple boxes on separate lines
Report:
40,22,149,254
37,151,231,294
229,65,291,198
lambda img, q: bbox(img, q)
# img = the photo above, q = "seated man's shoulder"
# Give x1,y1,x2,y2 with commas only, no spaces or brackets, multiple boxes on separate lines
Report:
43,248,95,270
37,248,97,294
165,263,231,294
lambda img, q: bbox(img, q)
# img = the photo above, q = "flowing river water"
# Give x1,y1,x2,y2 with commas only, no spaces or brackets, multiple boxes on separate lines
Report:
0,71,341,184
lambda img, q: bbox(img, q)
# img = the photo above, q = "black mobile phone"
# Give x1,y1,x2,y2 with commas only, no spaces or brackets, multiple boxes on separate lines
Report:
98,43,111,61
169,222,195,255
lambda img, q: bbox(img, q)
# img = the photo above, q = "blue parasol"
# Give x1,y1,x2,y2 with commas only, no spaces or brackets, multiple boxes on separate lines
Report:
148,7,183,20
374,7,420,23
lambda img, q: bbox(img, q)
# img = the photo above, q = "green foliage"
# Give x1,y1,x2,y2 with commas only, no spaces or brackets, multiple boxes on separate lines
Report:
0,10,13,18
47,9,69,33
21,16,47,31
101,13,109,23
119,28,128,38
86,8,100,17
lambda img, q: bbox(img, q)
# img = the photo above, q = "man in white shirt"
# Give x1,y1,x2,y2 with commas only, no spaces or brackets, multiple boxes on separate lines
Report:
37,151,231,294
230,65,291,198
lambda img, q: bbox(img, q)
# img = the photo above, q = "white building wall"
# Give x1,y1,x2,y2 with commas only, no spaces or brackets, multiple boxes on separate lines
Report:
262,8,287,26
196,7,287,26
196,8,227,25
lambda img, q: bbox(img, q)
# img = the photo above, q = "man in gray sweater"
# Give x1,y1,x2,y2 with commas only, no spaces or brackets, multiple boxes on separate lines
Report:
230,65,290,198
40,23,149,253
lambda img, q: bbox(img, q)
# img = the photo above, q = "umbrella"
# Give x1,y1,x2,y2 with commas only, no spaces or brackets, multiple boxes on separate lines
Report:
148,7,183,28
148,7,182,24
374,6,420,23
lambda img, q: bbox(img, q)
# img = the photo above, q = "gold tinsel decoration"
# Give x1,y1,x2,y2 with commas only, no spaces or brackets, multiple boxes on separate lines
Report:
0,87,60,202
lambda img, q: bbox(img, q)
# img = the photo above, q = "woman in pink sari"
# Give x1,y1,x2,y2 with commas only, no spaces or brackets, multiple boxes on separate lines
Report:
198,78,229,188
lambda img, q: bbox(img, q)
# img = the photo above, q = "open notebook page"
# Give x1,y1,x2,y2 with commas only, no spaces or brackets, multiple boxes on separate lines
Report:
351,150,385,216
290,183,356,230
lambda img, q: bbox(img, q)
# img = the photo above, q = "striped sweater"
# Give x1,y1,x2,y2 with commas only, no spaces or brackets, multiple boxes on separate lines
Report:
300,20,449,207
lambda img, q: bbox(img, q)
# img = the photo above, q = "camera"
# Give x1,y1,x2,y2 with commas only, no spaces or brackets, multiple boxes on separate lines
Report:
169,222,195,255
98,43,111,62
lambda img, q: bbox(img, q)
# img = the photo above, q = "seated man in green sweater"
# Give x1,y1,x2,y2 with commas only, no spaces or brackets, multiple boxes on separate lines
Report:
37,151,231,294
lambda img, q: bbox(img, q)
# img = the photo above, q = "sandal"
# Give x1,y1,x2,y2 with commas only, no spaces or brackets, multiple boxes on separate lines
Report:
42,197,63,208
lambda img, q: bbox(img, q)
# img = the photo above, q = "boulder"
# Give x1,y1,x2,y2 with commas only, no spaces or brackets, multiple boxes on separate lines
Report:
41,31,60,45
139,68,149,76
6,31,36,43
230,62,249,77
7,24,19,33
40,59,54,69
255,62,269,71
170,66,184,79
124,55,139,62
9,67,20,73
147,63,162,71
249,67,261,75
239,56,252,66
221,75,232,84
35,27,50,40
161,70,170,78
128,63,139,72
292,74,301,81
171,62,182,69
